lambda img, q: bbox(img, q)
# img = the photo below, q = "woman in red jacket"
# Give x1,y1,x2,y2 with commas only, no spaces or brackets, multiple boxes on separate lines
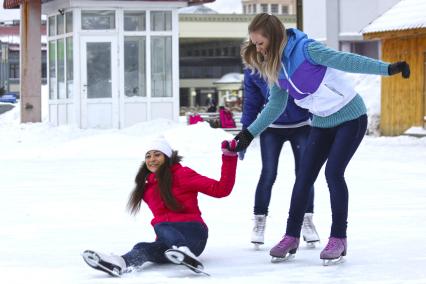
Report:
82,137,238,277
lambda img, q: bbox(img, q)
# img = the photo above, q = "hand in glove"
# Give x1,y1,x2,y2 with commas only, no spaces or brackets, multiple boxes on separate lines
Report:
221,140,238,156
388,61,410,79
233,129,254,152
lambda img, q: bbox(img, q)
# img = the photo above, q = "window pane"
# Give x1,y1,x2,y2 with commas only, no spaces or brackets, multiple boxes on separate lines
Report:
150,11,171,31
65,11,73,33
41,50,47,79
151,36,172,97
86,42,111,98
124,11,145,31
57,14,64,35
124,37,146,97
57,39,66,99
48,16,56,36
271,4,278,14
49,41,56,99
66,37,73,98
9,63,19,79
81,10,115,30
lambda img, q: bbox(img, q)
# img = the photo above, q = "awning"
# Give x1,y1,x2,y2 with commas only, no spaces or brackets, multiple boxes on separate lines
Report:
3,0,25,9
3,0,214,9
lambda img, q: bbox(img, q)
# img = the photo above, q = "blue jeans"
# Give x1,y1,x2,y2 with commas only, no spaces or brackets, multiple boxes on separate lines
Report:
254,125,314,215
286,115,367,238
122,222,208,267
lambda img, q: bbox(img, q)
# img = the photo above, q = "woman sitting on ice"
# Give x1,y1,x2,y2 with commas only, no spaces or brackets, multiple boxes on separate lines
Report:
82,137,238,276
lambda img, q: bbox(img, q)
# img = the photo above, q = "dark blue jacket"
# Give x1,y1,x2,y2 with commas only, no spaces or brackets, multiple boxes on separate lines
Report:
241,69,310,128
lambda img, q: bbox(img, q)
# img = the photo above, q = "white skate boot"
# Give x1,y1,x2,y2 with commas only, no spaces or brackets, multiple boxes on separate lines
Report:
251,214,266,249
165,246,209,276
82,250,127,277
301,213,320,248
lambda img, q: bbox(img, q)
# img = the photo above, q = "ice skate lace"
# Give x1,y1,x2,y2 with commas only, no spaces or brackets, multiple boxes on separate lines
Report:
276,236,295,249
324,238,341,252
253,217,266,233
302,218,314,234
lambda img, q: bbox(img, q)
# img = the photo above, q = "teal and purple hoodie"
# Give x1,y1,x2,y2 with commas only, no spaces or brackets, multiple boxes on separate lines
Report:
247,28,390,137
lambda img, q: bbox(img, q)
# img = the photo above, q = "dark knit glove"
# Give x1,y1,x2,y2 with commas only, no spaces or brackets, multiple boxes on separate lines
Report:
233,129,254,152
388,61,410,79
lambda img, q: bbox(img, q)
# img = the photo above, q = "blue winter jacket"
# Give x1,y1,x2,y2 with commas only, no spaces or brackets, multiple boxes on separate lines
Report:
241,68,310,128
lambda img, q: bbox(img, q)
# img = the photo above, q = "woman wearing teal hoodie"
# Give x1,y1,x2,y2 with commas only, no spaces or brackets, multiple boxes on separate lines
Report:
232,13,410,265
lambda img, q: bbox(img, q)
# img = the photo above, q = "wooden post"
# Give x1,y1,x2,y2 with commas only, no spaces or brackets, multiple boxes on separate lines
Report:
20,0,41,123
296,0,303,31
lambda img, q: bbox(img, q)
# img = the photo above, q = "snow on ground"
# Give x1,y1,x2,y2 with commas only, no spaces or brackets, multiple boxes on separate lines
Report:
1,101,426,284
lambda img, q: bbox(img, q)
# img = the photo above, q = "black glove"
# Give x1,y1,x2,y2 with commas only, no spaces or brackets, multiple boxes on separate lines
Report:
388,61,410,79
232,129,254,152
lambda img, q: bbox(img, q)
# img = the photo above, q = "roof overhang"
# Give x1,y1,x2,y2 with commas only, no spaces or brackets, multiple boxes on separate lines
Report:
3,0,215,9
3,0,24,9
363,27,426,40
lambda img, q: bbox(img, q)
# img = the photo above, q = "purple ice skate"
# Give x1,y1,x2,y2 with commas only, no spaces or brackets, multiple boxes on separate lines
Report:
320,237,347,266
269,235,299,263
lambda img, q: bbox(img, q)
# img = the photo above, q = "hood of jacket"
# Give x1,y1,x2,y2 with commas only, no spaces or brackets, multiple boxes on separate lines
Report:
283,28,308,60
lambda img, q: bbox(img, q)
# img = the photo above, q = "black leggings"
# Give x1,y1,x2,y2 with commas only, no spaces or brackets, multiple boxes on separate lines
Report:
286,115,367,238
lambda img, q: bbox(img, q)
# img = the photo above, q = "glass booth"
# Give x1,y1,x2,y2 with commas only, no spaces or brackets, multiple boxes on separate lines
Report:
45,1,182,128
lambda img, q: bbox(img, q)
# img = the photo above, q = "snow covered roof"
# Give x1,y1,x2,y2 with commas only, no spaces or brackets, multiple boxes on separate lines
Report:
213,73,243,84
178,4,217,14
362,0,426,34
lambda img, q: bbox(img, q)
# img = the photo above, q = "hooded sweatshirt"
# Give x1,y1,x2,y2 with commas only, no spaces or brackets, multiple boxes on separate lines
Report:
247,28,390,137
241,68,311,129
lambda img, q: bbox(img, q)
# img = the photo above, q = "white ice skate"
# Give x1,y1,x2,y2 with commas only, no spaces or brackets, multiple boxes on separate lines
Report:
301,213,320,248
82,250,127,277
251,214,266,250
165,246,209,276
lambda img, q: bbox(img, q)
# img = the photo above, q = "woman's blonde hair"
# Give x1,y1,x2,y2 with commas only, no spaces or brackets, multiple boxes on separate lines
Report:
241,13,287,85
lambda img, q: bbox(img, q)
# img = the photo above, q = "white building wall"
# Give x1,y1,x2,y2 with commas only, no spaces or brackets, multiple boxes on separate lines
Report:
303,0,400,46
339,0,400,40
302,0,326,42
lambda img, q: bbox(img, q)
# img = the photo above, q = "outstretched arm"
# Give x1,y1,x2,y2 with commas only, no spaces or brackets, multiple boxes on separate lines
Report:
188,154,238,198
184,141,238,198
306,41,409,78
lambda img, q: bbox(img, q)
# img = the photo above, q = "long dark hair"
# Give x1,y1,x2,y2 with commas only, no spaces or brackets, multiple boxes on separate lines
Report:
127,150,183,215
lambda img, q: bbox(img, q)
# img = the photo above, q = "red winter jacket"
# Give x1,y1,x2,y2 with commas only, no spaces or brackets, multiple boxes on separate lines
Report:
143,154,238,227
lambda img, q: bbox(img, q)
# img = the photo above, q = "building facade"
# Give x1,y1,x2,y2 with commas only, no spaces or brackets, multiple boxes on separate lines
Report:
2,0,213,128
42,0,187,128
302,0,400,59
1,0,296,126
178,9,296,114
0,20,47,95
242,0,296,15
